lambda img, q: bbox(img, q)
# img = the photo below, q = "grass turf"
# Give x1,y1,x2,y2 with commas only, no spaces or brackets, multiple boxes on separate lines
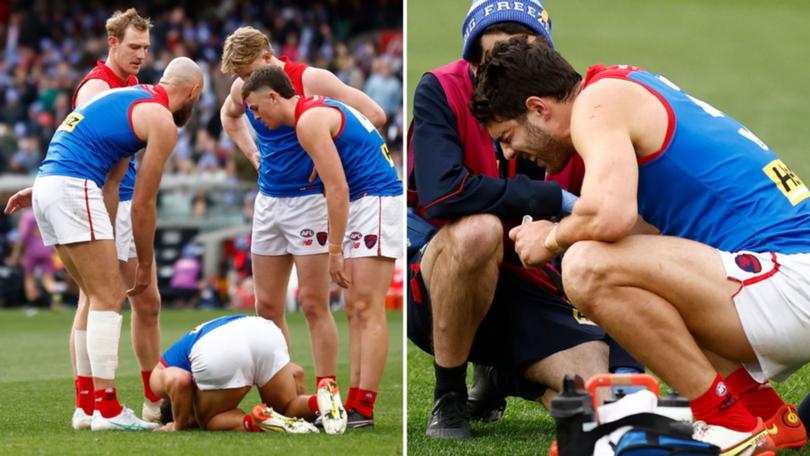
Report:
0,308,402,455
407,0,810,454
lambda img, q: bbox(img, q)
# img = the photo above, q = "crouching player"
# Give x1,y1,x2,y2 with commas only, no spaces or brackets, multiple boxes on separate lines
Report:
150,314,346,434
242,66,403,428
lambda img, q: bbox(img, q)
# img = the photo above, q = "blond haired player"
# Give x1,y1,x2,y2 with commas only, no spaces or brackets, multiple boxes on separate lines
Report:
219,26,386,424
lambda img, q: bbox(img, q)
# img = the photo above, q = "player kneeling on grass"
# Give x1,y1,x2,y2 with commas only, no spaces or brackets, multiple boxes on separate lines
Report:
241,66,404,428
150,314,347,434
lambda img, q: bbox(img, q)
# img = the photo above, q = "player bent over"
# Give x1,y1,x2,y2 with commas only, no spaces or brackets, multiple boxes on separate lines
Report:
6,57,203,431
242,66,403,428
150,314,346,434
472,38,810,453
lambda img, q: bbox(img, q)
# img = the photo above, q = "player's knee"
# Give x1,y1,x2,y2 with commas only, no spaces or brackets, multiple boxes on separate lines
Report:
131,292,161,323
297,287,328,321
255,302,285,323
562,241,613,313
352,294,383,325
448,214,503,266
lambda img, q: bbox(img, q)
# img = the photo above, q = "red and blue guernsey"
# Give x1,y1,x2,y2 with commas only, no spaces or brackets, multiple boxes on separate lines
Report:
583,65,810,253
243,57,323,197
38,84,169,189
294,96,402,201
72,61,139,202
160,314,248,371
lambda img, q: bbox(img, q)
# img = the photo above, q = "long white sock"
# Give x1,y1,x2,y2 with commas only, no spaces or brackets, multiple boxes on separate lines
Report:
86,310,123,380
73,330,92,377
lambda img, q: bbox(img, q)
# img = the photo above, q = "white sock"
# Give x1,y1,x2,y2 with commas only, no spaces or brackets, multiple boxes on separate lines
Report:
73,330,92,377
86,310,123,380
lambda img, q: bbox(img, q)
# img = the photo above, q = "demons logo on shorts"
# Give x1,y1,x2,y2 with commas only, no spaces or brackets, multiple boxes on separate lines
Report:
734,253,762,273
364,234,378,249
300,229,314,238
316,232,328,246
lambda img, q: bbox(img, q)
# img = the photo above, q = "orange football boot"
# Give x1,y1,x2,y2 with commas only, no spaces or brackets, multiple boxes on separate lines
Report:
763,404,806,450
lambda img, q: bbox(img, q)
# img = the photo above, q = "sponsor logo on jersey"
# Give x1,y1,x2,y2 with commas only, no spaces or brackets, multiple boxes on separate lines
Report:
763,159,810,206
735,253,762,273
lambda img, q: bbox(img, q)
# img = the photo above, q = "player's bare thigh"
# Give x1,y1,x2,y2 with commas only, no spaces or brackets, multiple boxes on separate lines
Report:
562,234,753,361
56,240,125,307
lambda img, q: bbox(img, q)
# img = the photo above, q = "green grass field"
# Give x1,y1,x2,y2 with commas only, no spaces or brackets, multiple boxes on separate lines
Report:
407,0,810,454
0,308,403,455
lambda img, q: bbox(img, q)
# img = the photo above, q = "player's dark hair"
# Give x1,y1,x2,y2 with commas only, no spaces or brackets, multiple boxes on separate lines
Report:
466,22,549,64
160,399,173,425
241,65,296,100
471,37,582,125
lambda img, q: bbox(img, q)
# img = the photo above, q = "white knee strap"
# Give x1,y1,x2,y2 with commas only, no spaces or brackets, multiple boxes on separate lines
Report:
86,310,123,380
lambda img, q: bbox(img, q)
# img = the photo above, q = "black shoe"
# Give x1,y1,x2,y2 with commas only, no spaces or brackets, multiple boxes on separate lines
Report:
467,364,507,423
346,409,374,429
426,391,471,439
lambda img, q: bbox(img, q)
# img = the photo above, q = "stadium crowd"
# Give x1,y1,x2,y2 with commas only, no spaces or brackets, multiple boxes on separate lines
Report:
0,0,403,307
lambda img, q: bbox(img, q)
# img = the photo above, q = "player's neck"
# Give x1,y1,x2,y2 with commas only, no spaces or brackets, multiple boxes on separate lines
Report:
270,55,285,68
104,56,132,83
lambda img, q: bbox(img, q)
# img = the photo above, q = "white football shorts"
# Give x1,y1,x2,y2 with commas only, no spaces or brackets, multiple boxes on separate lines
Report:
114,200,137,262
32,175,114,246
720,250,810,382
251,193,329,256
342,194,403,260
189,316,290,390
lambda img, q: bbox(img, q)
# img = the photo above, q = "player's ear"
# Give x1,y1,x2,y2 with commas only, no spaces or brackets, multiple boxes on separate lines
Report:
107,35,119,49
525,96,549,120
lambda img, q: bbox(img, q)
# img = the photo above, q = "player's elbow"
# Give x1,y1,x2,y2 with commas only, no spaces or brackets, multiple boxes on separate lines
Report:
369,106,386,129
591,209,637,242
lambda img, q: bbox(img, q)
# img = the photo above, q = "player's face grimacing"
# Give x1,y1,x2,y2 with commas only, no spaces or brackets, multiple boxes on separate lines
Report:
245,89,284,129
487,114,575,174
110,26,150,76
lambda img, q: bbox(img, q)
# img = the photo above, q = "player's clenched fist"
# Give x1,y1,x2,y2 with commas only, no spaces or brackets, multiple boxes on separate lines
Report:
508,220,560,268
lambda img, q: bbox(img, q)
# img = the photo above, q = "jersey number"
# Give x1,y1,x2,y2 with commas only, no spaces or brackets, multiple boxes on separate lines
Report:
57,112,84,133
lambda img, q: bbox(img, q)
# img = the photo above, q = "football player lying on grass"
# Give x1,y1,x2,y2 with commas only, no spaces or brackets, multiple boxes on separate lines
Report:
149,314,347,434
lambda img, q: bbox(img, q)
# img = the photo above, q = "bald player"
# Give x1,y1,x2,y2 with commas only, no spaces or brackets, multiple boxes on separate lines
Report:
5,57,203,431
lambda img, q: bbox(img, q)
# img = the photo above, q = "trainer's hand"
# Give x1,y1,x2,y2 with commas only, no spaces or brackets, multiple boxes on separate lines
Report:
4,187,33,215
154,422,176,432
127,262,152,296
509,220,560,268
329,252,351,289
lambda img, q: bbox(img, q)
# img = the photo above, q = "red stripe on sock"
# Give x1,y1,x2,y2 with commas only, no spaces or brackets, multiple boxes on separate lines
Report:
353,389,377,418
345,387,359,411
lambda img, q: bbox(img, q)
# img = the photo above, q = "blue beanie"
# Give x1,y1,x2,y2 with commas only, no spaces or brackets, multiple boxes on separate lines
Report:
461,0,553,62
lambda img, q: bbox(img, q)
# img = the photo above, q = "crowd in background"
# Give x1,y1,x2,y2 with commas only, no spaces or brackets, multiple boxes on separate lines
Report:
0,0,403,308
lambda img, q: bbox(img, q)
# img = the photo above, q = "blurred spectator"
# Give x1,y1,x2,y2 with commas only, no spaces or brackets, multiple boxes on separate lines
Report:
5,208,58,306
168,244,202,307
364,56,401,117
8,135,40,174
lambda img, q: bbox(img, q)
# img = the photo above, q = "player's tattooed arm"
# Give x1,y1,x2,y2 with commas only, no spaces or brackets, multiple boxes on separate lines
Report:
302,67,387,129
221,78,261,171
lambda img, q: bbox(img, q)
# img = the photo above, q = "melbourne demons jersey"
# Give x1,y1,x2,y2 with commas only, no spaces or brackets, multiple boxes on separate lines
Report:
243,57,322,197
38,84,169,190
295,96,402,201
583,65,810,253
72,61,139,201
160,314,248,371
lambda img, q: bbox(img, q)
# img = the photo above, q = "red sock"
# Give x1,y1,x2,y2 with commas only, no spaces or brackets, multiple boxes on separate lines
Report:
725,368,785,419
345,387,359,411
353,389,377,418
691,374,757,432
75,376,95,415
242,415,261,432
94,387,123,418
308,394,319,413
141,370,161,403
316,375,336,389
